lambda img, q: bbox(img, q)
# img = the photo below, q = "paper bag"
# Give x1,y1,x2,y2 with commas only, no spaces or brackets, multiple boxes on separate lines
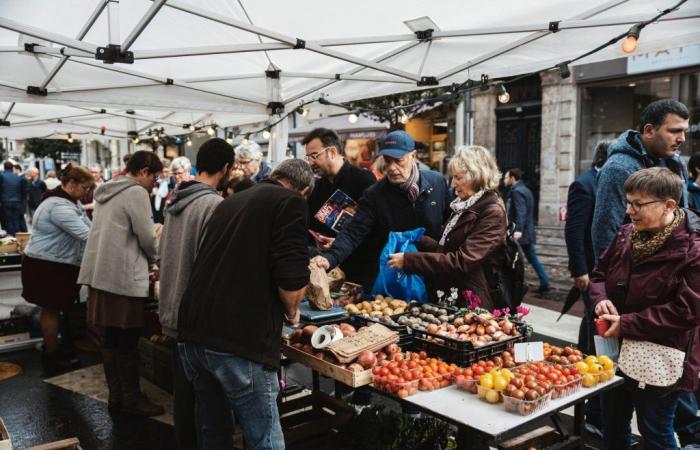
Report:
328,267,346,292
306,263,332,310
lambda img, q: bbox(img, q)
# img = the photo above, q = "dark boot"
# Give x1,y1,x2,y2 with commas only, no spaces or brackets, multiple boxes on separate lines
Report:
41,349,79,371
101,349,122,413
116,352,165,417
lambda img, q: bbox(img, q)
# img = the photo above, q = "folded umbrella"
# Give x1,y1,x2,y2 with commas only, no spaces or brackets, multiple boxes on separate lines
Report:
557,286,581,322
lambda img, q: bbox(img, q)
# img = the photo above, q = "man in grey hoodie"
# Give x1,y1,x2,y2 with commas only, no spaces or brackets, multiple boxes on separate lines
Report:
591,99,700,447
158,138,234,449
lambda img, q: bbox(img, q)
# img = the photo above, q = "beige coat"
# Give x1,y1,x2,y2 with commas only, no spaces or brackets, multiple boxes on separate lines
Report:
78,177,158,298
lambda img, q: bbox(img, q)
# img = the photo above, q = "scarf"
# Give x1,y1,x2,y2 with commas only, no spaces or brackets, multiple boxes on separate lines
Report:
630,208,684,264
400,163,420,204
439,190,487,246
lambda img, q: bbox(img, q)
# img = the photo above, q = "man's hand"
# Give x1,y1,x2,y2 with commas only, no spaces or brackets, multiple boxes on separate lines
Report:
387,253,405,270
311,255,330,270
513,231,522,240
594,299,619,317
284,308,300,326
599,314,621,337
314,234,335,251
574,274,590,291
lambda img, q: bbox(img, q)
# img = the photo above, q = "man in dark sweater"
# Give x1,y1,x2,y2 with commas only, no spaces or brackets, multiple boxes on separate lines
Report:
177,159,314,450
303,128,377,289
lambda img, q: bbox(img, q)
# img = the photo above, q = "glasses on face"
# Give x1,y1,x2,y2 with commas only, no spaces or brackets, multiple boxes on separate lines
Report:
235,159,256,167
625,199,665,213
305,147,330,161
172,170,185,177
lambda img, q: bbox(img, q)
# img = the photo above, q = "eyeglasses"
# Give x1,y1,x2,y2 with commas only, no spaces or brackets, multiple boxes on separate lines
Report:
305,147,330,161
235,159,256,166
625,199,665,213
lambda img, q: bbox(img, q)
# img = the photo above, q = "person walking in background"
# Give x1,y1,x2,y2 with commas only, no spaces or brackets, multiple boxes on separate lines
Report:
234,141,271,183
78,151,165,417
564,140,609,436
503,168,549,294
44,170,62,190
26,167,47,223
80,164,104,220
159,138,235,449
687,152,700,210
1,160,28,235
22,165,94,370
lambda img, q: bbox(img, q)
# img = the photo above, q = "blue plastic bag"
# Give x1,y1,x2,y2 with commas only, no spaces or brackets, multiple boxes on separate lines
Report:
372,227,428,303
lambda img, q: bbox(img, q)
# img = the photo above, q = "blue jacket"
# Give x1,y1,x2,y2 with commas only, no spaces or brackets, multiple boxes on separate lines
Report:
252,161,272,183
24,189,92,266
506,181,536,246
689,180,700,210
565,168,598,278
591,130,688,260
322,169,451,276
0,171,27,204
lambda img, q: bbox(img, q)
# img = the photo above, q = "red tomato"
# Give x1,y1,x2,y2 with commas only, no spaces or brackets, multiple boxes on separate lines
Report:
380,368,389,377
473,366,485,376
418,351,427,360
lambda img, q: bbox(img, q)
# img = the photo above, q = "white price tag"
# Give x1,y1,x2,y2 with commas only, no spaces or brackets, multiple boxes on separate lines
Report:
514,341,545,363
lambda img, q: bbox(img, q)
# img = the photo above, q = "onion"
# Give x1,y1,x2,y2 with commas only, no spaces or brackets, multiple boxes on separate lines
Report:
347,363,365,372
290,329,304,343
302,325,318,343
385,343,400,354
357,350,377,369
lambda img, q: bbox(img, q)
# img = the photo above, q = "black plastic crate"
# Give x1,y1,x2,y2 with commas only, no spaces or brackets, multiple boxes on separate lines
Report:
0,316,29,337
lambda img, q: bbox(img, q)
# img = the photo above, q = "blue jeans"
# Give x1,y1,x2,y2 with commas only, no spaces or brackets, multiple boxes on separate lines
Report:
178,342,283,450
675,391,700,446
521,243,549,287
602,385,681,450
1,202,27,236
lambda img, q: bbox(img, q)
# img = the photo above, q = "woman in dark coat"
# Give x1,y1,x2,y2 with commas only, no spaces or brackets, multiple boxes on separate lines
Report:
591,167,700,450
388,145,506,310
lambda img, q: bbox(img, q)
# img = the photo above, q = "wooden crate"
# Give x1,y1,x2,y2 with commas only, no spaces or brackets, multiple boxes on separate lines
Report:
279,392,353,449
137,337,173,394
23,438,82,450
282,344,371,387
0,418,11,450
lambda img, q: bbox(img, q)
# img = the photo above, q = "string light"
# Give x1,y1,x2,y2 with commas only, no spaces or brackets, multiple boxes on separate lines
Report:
132,137,140,144
262,129,271,139
153,134,159,142
189,125,196,132
622,24,642,54
67,133,73,144
242,135,250,145
399,111,409,124
175,136,182,144
348,113,358,124
186,137,192,147
497,84,510,104
207,126,215,136
226,132,234,145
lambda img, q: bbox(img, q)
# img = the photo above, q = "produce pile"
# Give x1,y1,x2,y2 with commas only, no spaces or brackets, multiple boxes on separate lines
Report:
543,342,585,365
371,350,461,397
343,296,409,323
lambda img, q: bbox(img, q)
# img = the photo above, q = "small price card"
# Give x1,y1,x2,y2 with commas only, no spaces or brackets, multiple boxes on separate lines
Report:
514,341,545,363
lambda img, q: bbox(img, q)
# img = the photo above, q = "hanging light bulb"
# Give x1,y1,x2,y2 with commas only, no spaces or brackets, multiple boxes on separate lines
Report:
622,24,641,54
348,113,358,124
302,107,309,117
67,133,74,144
399,111,409,125
175,136,182,144
262,129,271,139
132,137,140,144
497,84,510,104
242,136,250,145
226,132,233,145
186,138,192,147
207,126,215,136
153,134,159,142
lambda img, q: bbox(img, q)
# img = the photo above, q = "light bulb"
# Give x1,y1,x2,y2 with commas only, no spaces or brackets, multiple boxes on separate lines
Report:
622,35,637,53
400,114,409,124
67,134,73,143
133,137,140,144
348,113,358,124
226,137,233,145
262,130,271,139
242,138,249,145
153,134,159,142
207,126,215,136
186,139,192,147
498,92,510,104
189,125,195,132
302,107,309,117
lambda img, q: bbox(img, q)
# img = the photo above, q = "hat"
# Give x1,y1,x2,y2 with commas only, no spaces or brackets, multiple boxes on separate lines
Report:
379,130,415,158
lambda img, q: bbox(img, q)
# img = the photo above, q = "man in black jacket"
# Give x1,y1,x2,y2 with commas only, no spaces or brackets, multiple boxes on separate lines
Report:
504,168,549,294
312,130,451,288
177,159,314,450
303,128,377,289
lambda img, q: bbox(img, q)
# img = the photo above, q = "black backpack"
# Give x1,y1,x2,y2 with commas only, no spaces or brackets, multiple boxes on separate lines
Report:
476,203,528,309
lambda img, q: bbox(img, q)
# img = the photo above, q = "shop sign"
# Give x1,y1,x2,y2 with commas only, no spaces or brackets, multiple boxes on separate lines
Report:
627,44,700,75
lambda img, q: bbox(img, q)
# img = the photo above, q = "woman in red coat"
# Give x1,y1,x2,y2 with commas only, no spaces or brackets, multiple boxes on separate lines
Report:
387,145,506,310
591,167,700,450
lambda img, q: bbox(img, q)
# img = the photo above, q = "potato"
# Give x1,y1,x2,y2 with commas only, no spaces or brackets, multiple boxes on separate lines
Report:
389,300,403,310
370,311,383,318
372,303,384,312
361,301,372,311
382,307,394,316
393,307,406,315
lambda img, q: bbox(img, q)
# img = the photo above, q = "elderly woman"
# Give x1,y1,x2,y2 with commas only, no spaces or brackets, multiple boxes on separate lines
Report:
234,141,271,183
388,145,506,310
591,167,700,450
170,156,192,186
22,164,94,369
78,151,164,417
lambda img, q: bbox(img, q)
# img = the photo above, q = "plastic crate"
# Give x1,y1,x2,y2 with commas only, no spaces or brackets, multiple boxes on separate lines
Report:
550,376,583,400
411,331,525,367
0,316,28,337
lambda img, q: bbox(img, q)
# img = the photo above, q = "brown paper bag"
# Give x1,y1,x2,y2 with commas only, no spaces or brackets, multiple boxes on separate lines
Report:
328,267,346,292
306,263,332,310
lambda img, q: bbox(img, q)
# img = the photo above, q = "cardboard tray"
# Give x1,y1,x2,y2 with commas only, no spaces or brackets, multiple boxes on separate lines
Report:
282,344,372,387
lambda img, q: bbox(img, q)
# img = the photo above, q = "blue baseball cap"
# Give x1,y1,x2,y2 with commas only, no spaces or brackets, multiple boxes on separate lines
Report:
379,130,415,158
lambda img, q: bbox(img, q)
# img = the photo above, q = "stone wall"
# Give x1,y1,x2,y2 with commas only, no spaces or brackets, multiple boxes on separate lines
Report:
538,71,577,226
471,88,497,153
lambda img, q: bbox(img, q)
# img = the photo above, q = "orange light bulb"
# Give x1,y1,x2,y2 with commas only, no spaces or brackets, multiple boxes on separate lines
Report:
622,35,638,54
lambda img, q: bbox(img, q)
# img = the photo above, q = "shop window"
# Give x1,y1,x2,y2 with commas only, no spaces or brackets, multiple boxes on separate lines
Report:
680,72,700,157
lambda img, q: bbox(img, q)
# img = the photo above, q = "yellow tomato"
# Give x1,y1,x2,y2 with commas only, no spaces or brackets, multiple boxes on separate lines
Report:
480,374,494,389
598,355,614,370
493,376,508,391
576,361,589,374
587,363,602,375
500,368,514,381
582,374,597,387
489,368,500,378
584,355,598,365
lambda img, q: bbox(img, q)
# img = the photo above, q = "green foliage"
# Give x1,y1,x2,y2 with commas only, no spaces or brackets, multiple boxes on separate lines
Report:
335,405,455,450
24,138,82,161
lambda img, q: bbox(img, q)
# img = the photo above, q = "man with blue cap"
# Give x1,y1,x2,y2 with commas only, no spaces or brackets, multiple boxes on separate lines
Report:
312,130,451,285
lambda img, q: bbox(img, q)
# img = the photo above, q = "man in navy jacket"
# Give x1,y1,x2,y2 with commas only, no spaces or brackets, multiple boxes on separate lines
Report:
1,160,28,235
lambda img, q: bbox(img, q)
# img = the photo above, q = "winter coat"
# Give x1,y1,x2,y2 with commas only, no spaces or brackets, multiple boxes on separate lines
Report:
591,130,688,260
403,190,506,310
506,181,537,246
24,188,91,266
78,176,158,298
565,168,598,277
589,208,700,392
0,171,27,204
158,181,222,338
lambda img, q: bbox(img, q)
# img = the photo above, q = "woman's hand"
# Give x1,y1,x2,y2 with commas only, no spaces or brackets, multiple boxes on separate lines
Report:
599,314,621,337
594,299,618,317
388,253,405,270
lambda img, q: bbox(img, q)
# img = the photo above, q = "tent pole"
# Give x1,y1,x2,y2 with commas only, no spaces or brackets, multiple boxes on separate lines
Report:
281,72,413,84
266,67,286,167
3,103,15,121
0,17,98,53
133,43,290,59
122,0,166,51
107,0,120,45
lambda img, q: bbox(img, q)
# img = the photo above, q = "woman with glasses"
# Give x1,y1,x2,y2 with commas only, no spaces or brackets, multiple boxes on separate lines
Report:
591,167,700,450
21,164,94,369
234,140,271,183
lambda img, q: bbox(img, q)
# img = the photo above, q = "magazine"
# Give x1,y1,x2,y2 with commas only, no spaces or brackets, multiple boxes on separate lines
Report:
314,189,357,233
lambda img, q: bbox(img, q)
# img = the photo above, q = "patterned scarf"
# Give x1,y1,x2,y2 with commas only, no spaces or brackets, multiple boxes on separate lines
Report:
630,208,684,264
439,190,486,246
400,162,420,204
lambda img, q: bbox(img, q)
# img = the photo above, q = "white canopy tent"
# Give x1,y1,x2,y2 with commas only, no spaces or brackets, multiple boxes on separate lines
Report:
0,0,699,162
